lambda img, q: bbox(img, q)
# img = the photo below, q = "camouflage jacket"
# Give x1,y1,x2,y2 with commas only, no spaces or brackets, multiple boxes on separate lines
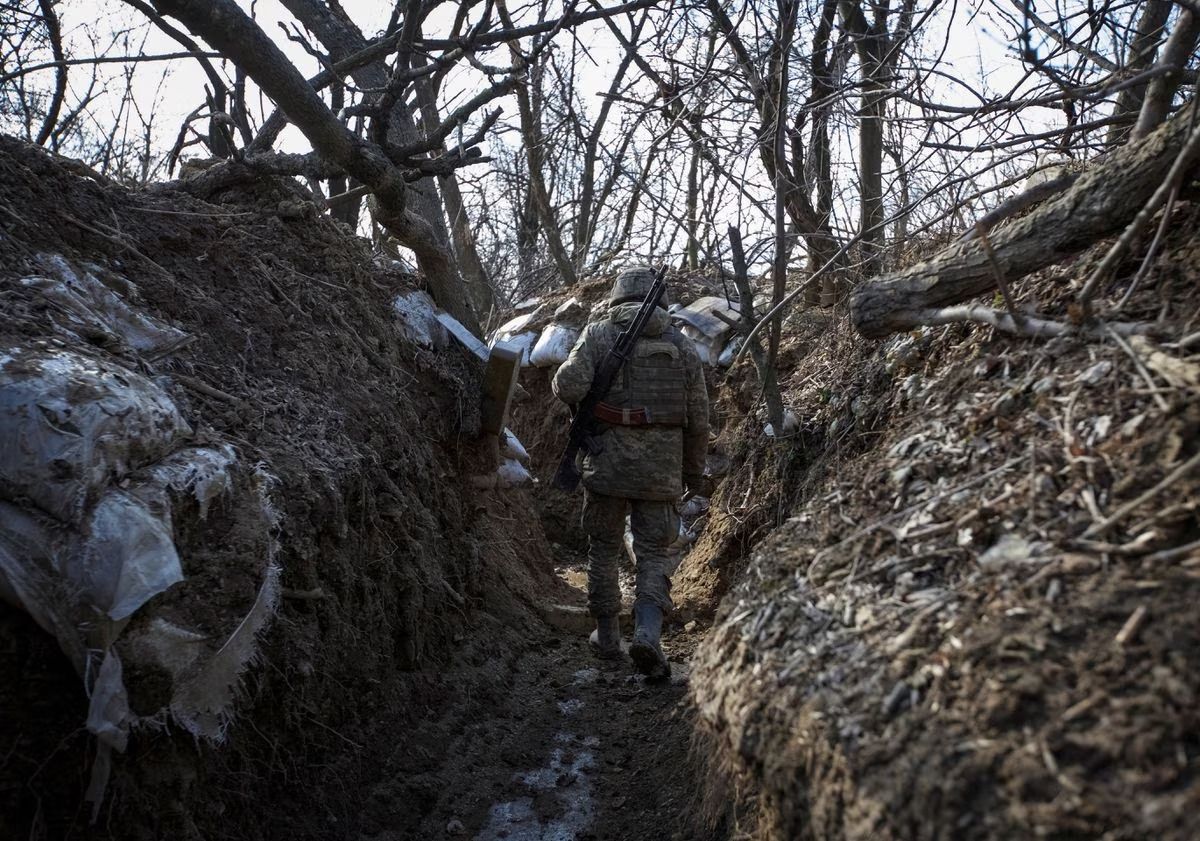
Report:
552,302,709,501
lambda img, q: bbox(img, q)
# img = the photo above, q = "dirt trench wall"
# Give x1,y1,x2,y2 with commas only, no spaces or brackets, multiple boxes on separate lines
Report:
0,137,553,840
690,221,1200,839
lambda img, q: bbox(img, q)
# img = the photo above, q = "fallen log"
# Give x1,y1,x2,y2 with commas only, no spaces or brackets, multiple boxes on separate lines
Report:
851,101,1199,339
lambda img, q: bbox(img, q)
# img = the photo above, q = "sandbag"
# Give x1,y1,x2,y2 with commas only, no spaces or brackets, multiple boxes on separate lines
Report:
24,254,188,356
0,348,192,524
502,428,531,465
529,323,580,368
498,331,539,367
392,289,449,349
497,458,535,488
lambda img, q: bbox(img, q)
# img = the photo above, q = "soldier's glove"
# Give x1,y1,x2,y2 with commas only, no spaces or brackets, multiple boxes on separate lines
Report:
683,473,706,497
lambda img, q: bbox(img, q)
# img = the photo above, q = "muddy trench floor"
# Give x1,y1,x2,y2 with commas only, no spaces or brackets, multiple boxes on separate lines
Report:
369,556,712,841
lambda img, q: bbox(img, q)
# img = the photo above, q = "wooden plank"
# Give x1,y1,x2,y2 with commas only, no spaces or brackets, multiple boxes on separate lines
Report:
435,311,489,361
480,340,521,435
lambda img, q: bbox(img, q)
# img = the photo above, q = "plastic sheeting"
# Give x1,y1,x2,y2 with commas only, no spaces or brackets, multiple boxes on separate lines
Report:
392,290,449,349
496,458,535,488
671,295,740,341
24,254,188,356
529,323,579,368
1,287,278,816
681,325,715,365
502,428,530,465
717,336,743,367
673,296,741,367
0,349,192,523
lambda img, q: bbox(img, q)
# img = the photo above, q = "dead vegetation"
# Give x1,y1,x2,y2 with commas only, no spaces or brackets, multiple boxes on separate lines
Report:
689,200,1200,839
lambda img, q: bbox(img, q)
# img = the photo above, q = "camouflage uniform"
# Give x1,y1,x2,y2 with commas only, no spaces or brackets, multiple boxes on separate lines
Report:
552,277,709,619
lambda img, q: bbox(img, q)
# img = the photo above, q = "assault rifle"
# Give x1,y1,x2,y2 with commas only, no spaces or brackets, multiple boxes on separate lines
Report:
552,266,668,492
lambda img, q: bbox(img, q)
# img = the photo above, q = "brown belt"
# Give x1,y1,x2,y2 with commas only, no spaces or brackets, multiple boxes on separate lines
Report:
593,401,651,426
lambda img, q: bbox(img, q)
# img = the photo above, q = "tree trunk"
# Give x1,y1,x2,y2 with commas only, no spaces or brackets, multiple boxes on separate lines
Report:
412,73,495,317
851,100,1198,338
574,11,646,266
1107,0,1173,145
858,82,886,275
277,1,463,291
1131,9,1200,140
152,0,478,333
686,117,702,271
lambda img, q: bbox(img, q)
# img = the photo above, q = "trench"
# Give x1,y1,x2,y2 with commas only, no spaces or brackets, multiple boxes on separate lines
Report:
377,542,720,841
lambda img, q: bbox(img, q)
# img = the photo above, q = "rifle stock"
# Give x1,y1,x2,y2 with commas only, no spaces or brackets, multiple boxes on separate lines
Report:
552,267,668,492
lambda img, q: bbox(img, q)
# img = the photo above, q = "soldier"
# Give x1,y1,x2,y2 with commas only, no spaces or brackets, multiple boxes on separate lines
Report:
552,267,709,679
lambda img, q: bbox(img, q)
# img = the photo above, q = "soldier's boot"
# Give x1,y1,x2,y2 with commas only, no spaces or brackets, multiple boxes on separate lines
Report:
588,615,623,660
630,602,670,681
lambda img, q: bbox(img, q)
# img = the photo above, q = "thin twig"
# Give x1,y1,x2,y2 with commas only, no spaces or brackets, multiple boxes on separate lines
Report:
1105,324,1171,412
976,222,1024,326
1079,119,1200,316
1082,450,1200,538
173,373,239,403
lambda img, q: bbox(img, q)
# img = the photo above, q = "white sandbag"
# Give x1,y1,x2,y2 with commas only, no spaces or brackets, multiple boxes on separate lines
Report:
717,336,743,367
502,428,530,465
496,458,535,488
79,489,183,621
529,323,579,367
671,295,741,342
0,348,192,523
681,325,716,365
392,289,449,349
499,331,539,366
764,409,800,438
494,311,536,340
25,254,188,356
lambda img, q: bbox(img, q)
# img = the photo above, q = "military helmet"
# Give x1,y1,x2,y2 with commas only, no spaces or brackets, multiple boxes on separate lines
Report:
609,266,670,309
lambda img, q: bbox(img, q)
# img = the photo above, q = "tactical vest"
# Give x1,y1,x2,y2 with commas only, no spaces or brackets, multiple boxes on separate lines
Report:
600,332,688,427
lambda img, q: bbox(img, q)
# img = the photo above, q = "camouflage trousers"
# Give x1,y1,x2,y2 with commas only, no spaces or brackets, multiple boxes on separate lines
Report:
582,490,679,617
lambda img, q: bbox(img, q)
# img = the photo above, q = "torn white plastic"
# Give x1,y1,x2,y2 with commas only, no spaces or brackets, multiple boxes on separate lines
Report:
496,458,535,488
0,349,192,523
494,310,536,340
764,409,800,438
498,330,539,366
25,254,189,356
80,488,184,621
171,563,281,741
86,650,132,752
717,336,743,367
529,323,580,368
392,290,449,349
681,325,716,365
502,428,530,465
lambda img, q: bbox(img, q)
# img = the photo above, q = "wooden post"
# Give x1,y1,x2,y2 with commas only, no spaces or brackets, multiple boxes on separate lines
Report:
479,340,521,436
